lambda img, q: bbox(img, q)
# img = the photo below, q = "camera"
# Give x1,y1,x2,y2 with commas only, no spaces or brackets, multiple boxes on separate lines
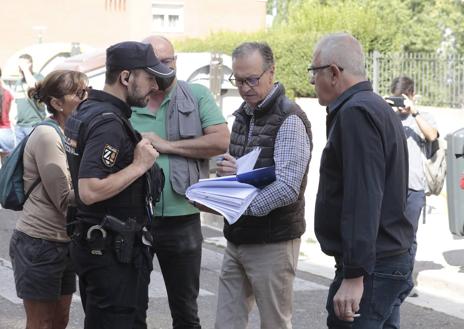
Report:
385,96,405,108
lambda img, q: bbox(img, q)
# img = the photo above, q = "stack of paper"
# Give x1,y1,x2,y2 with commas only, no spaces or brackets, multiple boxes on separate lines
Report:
186,180,259,225
185,147,276,225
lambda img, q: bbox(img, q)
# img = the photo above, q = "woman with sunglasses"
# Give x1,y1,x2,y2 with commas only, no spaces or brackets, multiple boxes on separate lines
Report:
9,70,88,329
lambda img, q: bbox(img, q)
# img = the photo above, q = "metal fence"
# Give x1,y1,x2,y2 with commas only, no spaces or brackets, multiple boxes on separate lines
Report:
366,51,464,109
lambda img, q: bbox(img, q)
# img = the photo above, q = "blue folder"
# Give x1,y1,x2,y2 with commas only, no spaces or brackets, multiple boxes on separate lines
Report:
217,166,276,188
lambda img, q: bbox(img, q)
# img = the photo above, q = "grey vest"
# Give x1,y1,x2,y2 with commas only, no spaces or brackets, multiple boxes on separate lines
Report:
166,81,209,195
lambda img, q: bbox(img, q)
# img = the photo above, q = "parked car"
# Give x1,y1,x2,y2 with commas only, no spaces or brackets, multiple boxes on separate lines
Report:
2,42,93,88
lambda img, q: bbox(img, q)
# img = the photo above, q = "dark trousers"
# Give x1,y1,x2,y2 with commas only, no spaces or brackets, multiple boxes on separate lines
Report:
384,189,424,329
70,237,153,329
405,189,426,235
151,214,203,329
326,249,415,329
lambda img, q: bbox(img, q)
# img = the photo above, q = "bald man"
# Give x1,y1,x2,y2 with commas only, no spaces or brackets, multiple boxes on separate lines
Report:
130,35,229,329
310,33,413,328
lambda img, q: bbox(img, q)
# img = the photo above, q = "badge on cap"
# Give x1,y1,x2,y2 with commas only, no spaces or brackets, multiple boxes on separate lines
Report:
102,144,119,167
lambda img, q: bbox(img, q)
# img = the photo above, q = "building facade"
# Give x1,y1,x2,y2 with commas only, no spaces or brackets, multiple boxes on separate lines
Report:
0,0,267,70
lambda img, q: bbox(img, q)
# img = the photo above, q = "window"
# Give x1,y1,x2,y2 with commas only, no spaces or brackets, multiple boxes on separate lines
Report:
152,2,184,32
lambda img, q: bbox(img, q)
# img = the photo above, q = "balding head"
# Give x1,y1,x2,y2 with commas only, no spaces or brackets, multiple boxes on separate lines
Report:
142,35,176,70
313,33,366,78
309,33,367,105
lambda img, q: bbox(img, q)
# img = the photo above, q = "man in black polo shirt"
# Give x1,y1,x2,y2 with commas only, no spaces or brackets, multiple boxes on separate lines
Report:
309,33,414,328
65,41,175,329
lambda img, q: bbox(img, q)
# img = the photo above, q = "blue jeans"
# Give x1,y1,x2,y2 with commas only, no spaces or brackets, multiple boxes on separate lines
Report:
384,189,424,328
15,125,34,145
405,189,426,235
0,128,15,153
326,249,414,329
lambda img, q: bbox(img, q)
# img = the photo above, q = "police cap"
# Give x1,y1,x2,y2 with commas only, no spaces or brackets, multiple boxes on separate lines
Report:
106,41,175,79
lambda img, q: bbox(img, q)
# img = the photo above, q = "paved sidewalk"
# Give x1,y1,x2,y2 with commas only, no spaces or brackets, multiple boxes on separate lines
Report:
298,194,464,320
203,193,464,319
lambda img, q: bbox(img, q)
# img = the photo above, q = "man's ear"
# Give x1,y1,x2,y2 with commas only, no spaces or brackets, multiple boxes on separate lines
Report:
330,65,343,84
268,64,275,82
120,70,131,86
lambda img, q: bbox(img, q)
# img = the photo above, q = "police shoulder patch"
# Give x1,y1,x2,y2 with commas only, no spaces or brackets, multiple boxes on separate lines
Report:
102,144,119,167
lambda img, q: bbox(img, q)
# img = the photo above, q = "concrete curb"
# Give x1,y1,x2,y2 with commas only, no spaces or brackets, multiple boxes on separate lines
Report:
299,239,464,320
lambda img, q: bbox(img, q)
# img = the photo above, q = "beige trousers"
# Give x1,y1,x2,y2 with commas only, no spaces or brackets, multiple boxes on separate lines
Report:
214,238,301,329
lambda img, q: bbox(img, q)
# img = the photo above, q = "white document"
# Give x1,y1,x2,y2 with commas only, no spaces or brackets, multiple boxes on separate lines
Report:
186,180,259,225
236,147,261,174
186,148,263,225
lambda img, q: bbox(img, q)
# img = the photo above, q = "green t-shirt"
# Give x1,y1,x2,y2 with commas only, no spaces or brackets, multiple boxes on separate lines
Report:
131,82,226,217
14,73,46,126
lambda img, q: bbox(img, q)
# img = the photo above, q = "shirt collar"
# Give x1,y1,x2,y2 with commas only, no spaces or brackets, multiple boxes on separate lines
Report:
326,80,373,114
243,82,281,116
88,89,132,118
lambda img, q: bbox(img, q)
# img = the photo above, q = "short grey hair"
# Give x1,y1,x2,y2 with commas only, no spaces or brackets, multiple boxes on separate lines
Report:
232,42,274,71
313,32,366,77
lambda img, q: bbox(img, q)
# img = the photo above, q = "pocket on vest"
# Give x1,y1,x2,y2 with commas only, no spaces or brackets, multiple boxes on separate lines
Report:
178,101,201,138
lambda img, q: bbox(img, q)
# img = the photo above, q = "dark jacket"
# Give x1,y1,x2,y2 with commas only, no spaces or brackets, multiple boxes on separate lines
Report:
225,83,312,244
314,81,413,278
65,89,146,225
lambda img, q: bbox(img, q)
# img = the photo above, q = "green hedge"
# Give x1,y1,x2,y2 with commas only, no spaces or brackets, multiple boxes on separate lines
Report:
173,0,422,98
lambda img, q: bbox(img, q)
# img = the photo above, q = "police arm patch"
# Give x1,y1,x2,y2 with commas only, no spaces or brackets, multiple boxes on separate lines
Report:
102,144,119,167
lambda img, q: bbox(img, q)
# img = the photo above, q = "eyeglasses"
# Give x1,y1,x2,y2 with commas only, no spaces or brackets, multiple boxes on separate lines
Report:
160,56,177,65
75,87,90,100
307,64,344,79
229,70,267,88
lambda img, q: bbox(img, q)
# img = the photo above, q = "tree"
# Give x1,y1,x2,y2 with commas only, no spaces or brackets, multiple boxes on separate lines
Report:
176,0,464,98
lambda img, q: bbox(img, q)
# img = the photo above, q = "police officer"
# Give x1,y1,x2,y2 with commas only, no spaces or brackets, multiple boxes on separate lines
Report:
64,41,175,329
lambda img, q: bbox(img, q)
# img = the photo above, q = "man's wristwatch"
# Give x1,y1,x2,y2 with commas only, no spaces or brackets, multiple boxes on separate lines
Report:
412,111,420,118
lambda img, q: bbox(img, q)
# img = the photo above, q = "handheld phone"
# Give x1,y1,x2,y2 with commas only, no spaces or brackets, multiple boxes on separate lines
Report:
385,96,405,108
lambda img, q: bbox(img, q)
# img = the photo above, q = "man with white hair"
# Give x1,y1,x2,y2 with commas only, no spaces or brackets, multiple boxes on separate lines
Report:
310,32,414,328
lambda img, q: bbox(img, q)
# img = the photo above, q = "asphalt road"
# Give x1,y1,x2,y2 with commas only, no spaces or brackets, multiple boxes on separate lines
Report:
1,209,463,329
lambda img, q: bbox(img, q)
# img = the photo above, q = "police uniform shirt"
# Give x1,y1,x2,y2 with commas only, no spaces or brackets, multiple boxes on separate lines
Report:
77,89,135,180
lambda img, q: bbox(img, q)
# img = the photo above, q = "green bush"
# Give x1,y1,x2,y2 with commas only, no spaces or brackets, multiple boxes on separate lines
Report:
174,0,458,99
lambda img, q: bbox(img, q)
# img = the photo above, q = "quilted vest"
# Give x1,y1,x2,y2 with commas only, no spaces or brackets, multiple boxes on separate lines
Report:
225,83,313,244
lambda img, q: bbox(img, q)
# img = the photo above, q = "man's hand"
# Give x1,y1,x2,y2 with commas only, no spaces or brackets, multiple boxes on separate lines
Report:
333,276,364,322
142,132,171,153
216,153,237,177
133,138,159,174
398,93,417,116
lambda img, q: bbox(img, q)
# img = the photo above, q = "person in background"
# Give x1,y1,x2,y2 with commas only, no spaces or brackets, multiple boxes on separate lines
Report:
0,67,15,163
310,32,413,329
131,35,229,329
9,70,88,329
388,76,439,302
214,42,312,329
13,54,46,144
390,76,438,232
